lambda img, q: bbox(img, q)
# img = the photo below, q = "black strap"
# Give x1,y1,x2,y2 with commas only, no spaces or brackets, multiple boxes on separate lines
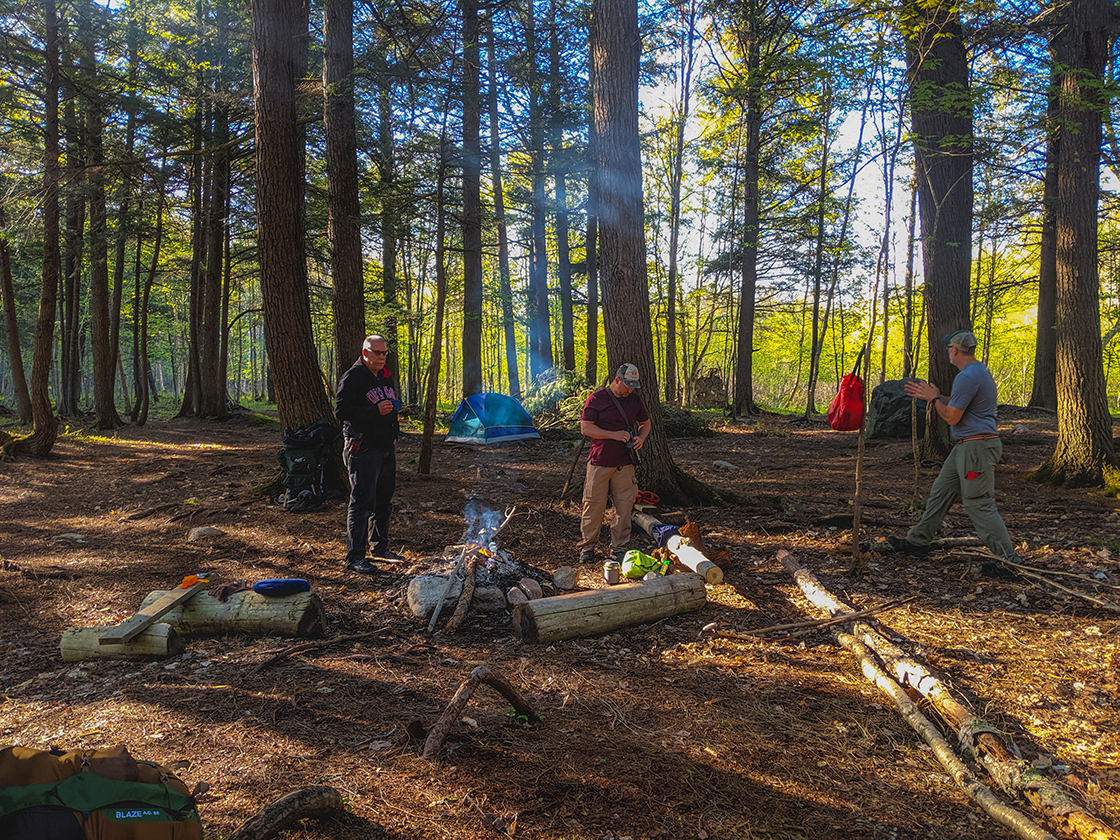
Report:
603,387,639,467
850,345,867,378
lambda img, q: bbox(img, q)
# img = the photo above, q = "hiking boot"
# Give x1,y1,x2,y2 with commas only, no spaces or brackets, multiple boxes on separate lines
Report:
345,558,380,574
887,535,930,555
578,549,596,564
372,549,406,562
611,550,628,563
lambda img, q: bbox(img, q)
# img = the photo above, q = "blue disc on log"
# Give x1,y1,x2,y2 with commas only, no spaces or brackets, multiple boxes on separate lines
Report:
253,579,311,597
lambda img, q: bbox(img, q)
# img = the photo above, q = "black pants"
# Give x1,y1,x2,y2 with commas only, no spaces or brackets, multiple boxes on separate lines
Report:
344,441,395,561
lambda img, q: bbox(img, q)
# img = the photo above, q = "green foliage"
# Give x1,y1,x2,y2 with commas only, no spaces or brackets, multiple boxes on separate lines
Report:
661,404,716,438
520,367,590,420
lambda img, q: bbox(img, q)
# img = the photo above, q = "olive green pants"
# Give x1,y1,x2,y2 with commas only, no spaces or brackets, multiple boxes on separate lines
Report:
907,437,1017,560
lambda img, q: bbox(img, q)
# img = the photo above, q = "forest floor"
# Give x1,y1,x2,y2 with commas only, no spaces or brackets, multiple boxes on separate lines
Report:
0,405,1118,840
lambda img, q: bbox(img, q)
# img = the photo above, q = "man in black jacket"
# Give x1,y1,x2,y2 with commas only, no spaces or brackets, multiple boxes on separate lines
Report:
336,335,404,573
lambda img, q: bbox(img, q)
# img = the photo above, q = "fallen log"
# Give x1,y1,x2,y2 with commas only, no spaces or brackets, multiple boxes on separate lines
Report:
227,786,342,840
779,549,1119,840
512,573,706,644
423,664,540,760
632,511,723,584
138,589,326,637
100,582,208,645
61,623,184,661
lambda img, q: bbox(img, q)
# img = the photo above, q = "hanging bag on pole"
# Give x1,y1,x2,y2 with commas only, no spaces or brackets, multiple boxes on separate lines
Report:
827,346,866,432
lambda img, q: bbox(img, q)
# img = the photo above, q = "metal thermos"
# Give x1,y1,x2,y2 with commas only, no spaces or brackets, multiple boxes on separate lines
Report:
603,560,621,585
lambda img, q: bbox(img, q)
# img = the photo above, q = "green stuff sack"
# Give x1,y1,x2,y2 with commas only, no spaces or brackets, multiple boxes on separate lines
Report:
0,745,203,840
621,550,667,580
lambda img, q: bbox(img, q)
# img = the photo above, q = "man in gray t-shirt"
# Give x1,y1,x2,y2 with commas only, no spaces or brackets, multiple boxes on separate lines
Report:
888,330,1019,564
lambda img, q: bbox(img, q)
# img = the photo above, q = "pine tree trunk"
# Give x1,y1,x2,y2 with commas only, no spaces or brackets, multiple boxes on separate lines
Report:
591,0,712,505
461,0,484,397
377,79,400,380
0,206,33,423
584,117,599,386
1029,60,1059,411
1036,0,1117,486
251,0,333,430
550,0,575,373
902,0,973,457
486,13,521,398
324,0,365,384
420,146,450,476
525,0,553,380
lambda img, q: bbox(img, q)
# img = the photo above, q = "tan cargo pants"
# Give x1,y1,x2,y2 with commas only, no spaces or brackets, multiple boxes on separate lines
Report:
578,463,638,552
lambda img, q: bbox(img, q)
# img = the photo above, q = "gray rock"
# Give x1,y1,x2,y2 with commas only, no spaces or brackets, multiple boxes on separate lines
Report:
54,533,86,541
713,460,739,471
519,578,544,600
868,380,929,439
506,587,529,606
407,574,463,620
187,526,225,541
552,566,577,590
472,586,507,613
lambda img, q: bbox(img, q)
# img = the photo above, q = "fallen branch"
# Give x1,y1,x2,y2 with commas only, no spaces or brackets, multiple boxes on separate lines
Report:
445,554,479,634
779,549,1120,840
423,664,540,760
248,629,387,675
227,786,342,840
960,550,1120,611
700,596,916,641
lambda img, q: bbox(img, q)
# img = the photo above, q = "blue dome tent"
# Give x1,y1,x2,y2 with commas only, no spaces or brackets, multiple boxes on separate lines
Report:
446,393,540,444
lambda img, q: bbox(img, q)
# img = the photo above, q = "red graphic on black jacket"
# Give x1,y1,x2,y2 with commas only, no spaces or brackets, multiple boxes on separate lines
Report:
366,371,396,405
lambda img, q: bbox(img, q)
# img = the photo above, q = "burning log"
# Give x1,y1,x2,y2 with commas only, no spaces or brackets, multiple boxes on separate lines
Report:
423,664,540,760
779,550,1118,840
445,554,479,634
632,511,723,584
138,589,325,638
512,573,707,644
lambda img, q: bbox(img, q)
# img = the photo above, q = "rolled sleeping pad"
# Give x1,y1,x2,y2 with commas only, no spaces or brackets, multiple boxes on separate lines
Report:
252,578,312,597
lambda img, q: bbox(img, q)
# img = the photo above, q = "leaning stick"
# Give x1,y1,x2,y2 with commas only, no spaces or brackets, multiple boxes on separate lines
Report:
779,550,1120,840
701,596,916,640
227,786,342,840
423,665,540,760
444,554,479,634
248,629,387,675
561,437,587,499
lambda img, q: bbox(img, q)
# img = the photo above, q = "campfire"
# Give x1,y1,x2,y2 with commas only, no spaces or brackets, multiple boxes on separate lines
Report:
406,505,566,633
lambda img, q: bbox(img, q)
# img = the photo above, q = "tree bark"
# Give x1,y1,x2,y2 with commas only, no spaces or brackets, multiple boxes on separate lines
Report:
324,0,365,385
0,206,33,423
10,0,62,456
486,13,521,398
549,0,575,373
525,0,553,380
592,0,713,505
251,0,333,430
461,0,484,397
1035,0,1117,486
419,145,450,476
902,0,973,457
584,115,599,386
1029,59,1060,411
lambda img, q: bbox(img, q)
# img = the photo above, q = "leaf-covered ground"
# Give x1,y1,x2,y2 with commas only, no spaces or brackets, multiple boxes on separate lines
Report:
0,408,1117,840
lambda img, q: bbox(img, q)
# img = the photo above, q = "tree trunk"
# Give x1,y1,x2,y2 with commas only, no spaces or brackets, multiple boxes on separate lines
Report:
902,181,917,379
0,206,33,423
1035,0,1117,486
805,75,832,416
902,0,973,457
1029,60,1059,410
591,0,712,505
486,13,520,398
461,0,484,397
525,0,553,380
10,0,62,456
664,0,696,405
137,175,167,427
324,0,365,384
584,115,599,385
251,0,333,430
177,58,206,419
419,145,450,476
377,77,400,378
549,0,575,373
59,73,84,418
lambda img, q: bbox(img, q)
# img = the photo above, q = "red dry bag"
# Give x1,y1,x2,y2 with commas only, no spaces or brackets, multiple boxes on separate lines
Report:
827,347,866,432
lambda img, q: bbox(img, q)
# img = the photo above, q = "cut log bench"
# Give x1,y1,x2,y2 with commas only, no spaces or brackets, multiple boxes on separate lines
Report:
512,573,707,644
632,511,723,584
60,587,325,661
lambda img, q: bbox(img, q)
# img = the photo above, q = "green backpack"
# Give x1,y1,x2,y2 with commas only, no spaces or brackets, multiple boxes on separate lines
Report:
0,745,203,840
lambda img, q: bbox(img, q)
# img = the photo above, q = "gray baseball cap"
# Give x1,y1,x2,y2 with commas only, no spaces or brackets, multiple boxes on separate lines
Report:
942,330,978,354
616,364,640,388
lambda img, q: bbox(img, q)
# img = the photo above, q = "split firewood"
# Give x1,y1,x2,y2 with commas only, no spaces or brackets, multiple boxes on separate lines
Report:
779,549,1120,840
226,785,342,840
423,665,540,760
445,554,479,634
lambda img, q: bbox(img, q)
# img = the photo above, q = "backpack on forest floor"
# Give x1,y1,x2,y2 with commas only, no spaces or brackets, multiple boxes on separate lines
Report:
0,744,204,840
276,419,344,512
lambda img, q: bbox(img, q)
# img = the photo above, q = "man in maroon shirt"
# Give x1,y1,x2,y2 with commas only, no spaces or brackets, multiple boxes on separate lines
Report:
577,364,651,564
